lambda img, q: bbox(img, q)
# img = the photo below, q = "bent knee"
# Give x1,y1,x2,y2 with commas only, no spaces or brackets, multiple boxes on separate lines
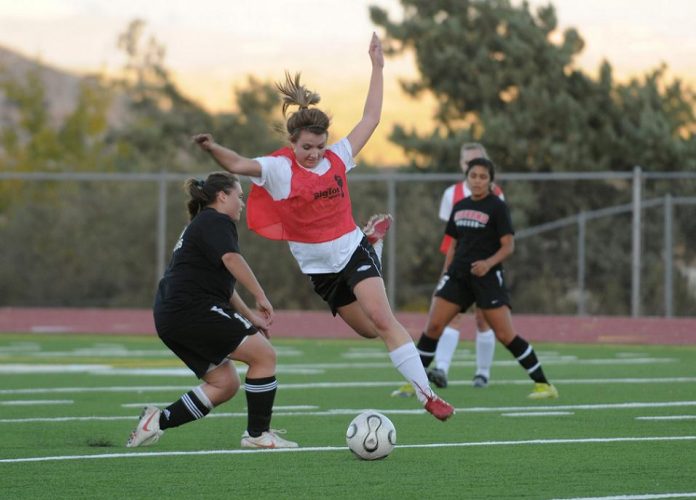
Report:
365,309,397,333
210,377,239,404
425,321,447,338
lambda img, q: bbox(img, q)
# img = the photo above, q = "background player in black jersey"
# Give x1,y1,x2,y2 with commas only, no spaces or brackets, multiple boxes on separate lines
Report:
126,171,298,449
411,158,559,400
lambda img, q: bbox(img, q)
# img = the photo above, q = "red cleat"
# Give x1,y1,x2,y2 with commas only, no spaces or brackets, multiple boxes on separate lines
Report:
363,213,393,245
424,394,455,421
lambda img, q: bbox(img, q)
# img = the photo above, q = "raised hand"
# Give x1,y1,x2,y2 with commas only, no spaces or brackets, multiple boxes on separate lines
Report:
192,133,215,151
369,32,384,68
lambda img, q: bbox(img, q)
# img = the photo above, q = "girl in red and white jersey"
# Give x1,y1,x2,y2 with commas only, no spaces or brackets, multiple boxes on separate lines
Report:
193,33,453,421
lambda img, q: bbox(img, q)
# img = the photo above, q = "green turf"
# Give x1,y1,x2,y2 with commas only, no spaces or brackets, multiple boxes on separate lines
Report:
1,333,695,499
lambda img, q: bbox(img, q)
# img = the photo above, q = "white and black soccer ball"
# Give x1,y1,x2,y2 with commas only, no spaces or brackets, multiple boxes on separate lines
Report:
346,410,396,460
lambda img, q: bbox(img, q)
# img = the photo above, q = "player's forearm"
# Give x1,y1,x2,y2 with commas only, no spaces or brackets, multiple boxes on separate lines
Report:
230,290,252,317
223,253,267,303
361,65,383,129
207,144,246,173
486,238,515,267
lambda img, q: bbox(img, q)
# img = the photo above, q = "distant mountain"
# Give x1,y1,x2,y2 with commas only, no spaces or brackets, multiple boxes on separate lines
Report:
0,44,127,129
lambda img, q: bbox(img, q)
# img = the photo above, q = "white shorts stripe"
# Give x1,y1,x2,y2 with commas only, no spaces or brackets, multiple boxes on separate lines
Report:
359,242,382,278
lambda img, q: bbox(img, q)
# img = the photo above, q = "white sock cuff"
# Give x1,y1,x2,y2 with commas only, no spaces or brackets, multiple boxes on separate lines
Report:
194,385,214,410
389,342,419,368
476,329,495,338
443,326,459,338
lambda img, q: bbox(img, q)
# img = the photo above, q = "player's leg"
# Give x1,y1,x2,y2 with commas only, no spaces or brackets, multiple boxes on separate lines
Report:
232,333,298,448
126,361,223,448
343,276,454,420
429,314,463,389
127,335,226,448
473,307,496,387
391,296,460,397
480,306,558,399
416,272,472,388
149,346,241,440
337,301,380,338
421,296,462,371
154,309,256,435
128,307,254,448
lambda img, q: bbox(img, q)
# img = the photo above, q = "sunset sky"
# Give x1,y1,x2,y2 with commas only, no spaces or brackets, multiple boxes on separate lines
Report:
1,0,695,165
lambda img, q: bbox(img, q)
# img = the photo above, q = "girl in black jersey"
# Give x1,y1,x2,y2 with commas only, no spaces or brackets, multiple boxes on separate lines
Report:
126,171,298,449
415,158,559,400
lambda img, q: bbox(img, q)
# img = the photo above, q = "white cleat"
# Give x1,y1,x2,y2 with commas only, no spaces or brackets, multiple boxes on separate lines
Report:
240,429,299,449
126,405,163,448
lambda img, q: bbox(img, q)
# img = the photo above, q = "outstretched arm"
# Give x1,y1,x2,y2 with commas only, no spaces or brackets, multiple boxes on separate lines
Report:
346,32,384,157
222,252,274,321
193,134,263,177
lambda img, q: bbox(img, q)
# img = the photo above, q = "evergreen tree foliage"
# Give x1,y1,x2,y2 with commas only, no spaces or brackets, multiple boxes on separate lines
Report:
371,0,696,314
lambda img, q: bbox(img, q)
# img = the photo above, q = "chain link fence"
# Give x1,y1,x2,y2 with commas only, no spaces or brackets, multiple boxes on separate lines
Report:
1,169,695,316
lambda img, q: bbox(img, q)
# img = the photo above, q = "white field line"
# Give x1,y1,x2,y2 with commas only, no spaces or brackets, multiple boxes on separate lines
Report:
0,435,694,464
0,345,303,358
0,400,73,406
0,364,321,376
3,401,696,423
2,376,696,396
502,411,574,417
552,493,696,500
120,403,319,410
0,357,680,377
636,415,696,421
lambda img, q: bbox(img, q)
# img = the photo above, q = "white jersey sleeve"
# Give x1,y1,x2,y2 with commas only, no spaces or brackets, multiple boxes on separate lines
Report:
250,155,293,200
329,138,357,172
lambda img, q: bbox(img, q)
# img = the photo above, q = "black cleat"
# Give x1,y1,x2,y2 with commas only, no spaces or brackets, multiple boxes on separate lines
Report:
427,368,448,388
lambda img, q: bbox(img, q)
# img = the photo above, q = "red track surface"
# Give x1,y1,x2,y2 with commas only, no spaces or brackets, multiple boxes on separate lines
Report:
0,307,694,345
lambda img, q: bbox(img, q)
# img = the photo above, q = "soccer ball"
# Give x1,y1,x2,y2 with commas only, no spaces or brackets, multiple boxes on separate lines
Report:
346,410,396,460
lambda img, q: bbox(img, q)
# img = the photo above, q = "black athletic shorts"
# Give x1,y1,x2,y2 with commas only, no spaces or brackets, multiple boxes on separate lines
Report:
309,237,382,315
154,301,257,378
434,266,511,312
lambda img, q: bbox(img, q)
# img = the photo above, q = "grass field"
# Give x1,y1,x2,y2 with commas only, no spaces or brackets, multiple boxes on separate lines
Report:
1,333,695,499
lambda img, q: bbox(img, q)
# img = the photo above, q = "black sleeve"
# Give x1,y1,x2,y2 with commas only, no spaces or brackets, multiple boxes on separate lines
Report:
445,206,458,238
494,200,515,237
199,216,240,265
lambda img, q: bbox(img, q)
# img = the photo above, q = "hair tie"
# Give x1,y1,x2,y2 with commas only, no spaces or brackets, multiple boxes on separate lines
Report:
195,179,205,189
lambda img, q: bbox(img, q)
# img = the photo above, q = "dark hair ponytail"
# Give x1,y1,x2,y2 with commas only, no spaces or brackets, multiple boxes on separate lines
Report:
276,71,331,142
184,172,239,220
